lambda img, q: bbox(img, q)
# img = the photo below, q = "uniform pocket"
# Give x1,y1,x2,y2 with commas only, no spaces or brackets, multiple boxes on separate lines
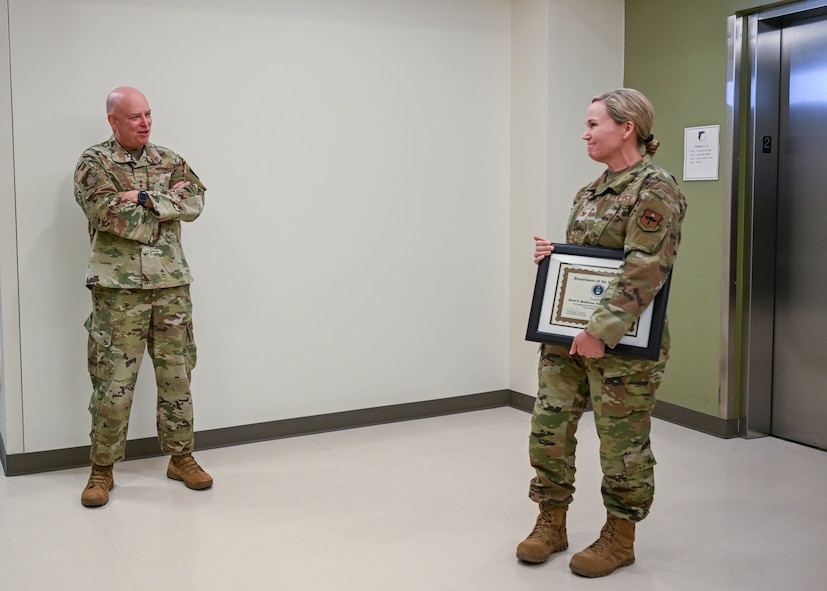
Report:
184,322,197,371
84,313,113,381
153,171,174,191
598,370,657,418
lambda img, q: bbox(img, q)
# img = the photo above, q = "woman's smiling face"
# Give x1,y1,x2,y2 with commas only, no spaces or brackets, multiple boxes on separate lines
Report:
582,100,630,166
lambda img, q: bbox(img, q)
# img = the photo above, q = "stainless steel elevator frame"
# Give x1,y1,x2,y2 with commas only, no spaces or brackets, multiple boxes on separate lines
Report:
729,0,827,438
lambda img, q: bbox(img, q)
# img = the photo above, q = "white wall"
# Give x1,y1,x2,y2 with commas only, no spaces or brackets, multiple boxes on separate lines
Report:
0,0,23,453
509,1,550,398
1,0,624,457
5,0,511,454
508,0,624,396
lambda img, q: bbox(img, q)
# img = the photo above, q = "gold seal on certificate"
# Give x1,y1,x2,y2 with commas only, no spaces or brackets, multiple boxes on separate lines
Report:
525,244,671,360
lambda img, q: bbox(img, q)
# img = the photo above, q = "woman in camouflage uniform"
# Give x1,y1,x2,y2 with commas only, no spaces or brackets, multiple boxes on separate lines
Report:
516,89,687,578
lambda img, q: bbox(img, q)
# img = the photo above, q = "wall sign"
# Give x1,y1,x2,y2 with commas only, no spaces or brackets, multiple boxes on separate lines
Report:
683,124,720,181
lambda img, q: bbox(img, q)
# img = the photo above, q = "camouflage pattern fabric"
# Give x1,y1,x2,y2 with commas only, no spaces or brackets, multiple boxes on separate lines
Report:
569,160,686,357
74,137,206,289
75,136,205,465
528,158,686,521
529,344,663,521
86,285,197,465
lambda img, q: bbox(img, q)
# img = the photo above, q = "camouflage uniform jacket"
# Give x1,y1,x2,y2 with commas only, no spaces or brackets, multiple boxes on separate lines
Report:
566,159,686,370
74,137,206,289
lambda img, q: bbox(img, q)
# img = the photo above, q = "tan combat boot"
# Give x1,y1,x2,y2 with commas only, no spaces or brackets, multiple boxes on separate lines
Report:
167,453,213,490
81,464,114,507
516,505,568,563
569,512,636,577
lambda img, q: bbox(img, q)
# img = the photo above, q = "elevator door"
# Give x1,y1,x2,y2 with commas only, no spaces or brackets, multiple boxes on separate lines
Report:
771,13,827,450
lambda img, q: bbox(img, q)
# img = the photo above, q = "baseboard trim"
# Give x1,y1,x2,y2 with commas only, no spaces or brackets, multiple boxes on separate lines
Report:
507,390,536,412
652,399,740,438
0,389,738,476
2,390,512,476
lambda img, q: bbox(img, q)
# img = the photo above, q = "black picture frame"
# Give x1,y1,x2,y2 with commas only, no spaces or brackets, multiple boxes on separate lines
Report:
525,243,672,360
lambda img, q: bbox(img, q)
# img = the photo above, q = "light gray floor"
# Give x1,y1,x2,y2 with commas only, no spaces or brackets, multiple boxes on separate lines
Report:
1,407,826,590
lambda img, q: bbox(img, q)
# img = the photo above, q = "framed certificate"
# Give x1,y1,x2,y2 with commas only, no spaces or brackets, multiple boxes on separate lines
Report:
525,243,671,360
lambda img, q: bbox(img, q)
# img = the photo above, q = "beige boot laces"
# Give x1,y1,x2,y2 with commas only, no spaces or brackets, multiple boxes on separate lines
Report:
87,466,111,489
173,454,202,475
586,518,617,555
528,510,558,540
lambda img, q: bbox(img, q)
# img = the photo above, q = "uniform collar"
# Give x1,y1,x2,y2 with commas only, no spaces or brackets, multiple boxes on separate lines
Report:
108,136,163,165
587,158,649,199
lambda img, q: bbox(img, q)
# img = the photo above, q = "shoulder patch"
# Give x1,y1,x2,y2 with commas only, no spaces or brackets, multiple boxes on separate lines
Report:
627,202,671,253
637,209,663,232
80,170,98,190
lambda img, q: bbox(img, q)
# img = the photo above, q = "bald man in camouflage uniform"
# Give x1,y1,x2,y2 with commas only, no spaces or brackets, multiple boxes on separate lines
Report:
517,89,686,577
74,87,212,507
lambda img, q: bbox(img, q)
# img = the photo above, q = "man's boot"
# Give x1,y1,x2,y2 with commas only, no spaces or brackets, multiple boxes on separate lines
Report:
167,453,213,490
516,504,568,563
81,464,114,507
569,512,636,577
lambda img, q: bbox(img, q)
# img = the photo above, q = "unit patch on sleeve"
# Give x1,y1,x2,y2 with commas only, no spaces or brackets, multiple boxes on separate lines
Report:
637,209,664,232
626,202,671,254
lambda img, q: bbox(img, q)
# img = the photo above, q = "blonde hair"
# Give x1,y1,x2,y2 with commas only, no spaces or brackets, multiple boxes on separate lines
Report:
592,88,659,156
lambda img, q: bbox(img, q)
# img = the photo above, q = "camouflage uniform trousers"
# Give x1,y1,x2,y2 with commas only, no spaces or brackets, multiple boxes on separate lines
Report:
85,284,197,466
528,343,665,522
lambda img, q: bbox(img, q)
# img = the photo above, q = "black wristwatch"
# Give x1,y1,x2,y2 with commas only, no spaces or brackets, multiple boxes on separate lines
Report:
137,190,149,207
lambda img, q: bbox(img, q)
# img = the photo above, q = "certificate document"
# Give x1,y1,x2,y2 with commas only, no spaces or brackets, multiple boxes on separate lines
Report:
551,263,638,337
525,244,671,360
